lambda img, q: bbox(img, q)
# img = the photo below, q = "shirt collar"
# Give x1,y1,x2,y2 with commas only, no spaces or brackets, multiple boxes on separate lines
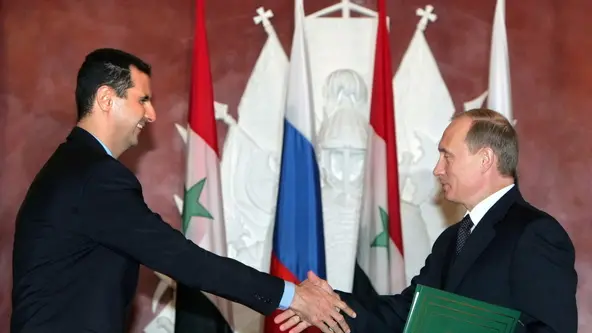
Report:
89,133,113,157
465,183,515,229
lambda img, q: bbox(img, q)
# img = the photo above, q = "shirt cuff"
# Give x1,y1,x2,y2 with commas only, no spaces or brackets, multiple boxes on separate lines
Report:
278,281,296,310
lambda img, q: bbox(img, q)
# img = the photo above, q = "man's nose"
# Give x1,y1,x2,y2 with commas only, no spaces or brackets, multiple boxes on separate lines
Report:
433,159,444,176
145,105,156,123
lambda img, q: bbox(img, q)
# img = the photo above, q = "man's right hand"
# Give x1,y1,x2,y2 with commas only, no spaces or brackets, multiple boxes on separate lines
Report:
282,271,356,333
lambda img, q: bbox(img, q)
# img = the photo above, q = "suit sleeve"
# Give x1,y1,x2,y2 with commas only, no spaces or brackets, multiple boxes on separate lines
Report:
73,159,285,315
337,229,456,333
511,218,578,333
337,284,413,333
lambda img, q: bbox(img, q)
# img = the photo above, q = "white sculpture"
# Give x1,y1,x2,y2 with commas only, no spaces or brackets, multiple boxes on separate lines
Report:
302,0,379,293
146,2,473,332
318,69,370,292
218,6,289,333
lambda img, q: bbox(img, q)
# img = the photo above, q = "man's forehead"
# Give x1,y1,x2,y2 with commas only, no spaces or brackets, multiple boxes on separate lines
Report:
130,67,151,93
438,123,460,151
439,126,452,145
437,139,448,151
445,119,469,139
130,67,148,81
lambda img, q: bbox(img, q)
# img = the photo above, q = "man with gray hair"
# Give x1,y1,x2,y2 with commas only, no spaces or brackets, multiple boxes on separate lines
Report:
276,108,578,333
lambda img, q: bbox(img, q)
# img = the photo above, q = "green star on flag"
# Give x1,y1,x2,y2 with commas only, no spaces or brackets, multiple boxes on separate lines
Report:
182,177,213,234
175,3,235,330
353,0,406,297
371,206,389,248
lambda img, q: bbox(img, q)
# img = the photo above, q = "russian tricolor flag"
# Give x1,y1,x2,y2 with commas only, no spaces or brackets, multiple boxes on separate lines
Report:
265,1,325,332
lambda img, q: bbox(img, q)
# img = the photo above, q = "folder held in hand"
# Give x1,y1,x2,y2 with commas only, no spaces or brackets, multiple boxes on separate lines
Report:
403,284,522,333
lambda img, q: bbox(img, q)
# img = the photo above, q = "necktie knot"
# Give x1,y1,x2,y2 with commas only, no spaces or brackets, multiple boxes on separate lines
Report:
460,215,474,231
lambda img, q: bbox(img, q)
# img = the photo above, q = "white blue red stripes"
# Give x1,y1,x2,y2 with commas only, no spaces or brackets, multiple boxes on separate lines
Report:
271,118,326,283
282,0,315,143
268,0,325,285
265,4,326,333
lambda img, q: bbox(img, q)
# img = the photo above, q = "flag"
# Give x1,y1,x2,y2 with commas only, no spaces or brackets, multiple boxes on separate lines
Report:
264,1,326,333
174,0,233,332
352,0,406,302
486,0,512,121
486,0,517,183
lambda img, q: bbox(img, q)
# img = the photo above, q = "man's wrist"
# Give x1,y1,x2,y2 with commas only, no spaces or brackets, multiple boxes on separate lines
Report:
278,281,296,310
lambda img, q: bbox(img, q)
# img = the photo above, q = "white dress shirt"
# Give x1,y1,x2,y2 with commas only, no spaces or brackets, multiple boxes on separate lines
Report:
465,184,515,232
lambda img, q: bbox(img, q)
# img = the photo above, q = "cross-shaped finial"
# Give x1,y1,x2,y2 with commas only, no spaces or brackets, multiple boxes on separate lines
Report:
416,5,437,32
253,7,274,32
214,101,236,126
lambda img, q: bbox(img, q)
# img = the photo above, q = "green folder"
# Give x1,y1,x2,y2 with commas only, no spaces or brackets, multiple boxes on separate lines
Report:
402,284,522,333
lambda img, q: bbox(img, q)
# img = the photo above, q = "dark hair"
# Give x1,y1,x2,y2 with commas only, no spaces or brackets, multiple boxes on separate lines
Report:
75,48,152,121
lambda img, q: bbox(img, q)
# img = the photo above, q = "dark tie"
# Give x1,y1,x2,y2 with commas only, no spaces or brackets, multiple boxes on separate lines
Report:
456,215,474,255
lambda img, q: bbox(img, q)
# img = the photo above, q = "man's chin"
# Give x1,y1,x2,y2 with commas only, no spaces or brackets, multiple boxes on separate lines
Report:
125,138,139,150
130,132,141,146
442,189,455,202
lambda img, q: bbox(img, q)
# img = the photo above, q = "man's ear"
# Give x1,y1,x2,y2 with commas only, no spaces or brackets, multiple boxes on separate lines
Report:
480,147,495,173
96,86,114,113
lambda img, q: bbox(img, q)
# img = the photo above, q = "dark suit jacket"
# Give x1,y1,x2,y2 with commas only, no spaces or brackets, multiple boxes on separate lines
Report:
11,127,284,333
339,187,578,333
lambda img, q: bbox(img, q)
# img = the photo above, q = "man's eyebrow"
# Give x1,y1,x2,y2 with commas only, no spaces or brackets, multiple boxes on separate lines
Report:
438,147,452,155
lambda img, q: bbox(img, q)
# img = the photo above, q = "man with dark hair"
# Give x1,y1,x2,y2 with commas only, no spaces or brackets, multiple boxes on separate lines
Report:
276,108,578,333
10,48,355,333
74,48,153,121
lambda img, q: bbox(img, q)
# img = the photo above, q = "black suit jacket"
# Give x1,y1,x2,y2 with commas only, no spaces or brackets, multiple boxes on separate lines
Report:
339,187,578,333
11,127,284,333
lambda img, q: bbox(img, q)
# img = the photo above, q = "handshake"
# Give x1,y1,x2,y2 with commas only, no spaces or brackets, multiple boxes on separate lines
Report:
277,271,357,333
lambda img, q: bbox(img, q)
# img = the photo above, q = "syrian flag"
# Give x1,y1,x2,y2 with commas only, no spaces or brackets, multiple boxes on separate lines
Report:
352,0,406,301
174,0,233,332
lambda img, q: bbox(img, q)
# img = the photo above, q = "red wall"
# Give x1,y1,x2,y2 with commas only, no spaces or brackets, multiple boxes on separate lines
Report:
1,0,590,331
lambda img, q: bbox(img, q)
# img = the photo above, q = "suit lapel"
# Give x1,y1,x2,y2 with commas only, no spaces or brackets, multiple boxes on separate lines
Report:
439,227,460,288
444,187,521,291
445,222,495,291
